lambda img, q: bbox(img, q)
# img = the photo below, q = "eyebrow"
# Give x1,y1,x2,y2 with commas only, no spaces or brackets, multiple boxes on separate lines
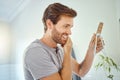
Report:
65,24,73,28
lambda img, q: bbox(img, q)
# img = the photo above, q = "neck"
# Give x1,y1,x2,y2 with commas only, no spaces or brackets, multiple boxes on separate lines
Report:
40,34,57,48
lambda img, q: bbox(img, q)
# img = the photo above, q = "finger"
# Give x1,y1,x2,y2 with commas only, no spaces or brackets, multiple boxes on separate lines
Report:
97,39,105,47
66,37,71,44
96,46,103,53
64,37,72,47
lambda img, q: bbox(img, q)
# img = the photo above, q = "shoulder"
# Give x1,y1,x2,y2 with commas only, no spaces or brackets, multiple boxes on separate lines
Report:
24,39,49,56
24,40,51,64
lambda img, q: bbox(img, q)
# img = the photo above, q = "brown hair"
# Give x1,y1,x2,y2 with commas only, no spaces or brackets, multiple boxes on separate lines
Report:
42,3,77,32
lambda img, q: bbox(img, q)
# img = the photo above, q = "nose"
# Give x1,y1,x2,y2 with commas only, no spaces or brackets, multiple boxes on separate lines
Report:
66,29,72,35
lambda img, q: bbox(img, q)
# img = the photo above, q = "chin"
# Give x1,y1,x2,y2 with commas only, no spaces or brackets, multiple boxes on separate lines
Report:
61,42,66,46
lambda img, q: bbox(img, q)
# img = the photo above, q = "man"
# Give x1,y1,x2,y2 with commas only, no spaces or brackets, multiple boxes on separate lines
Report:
23,3,103,80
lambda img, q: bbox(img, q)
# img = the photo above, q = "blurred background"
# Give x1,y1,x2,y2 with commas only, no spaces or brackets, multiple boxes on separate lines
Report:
0,0,120,80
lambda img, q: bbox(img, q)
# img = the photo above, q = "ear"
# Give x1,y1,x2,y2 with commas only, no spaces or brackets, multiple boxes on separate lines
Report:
46,19,54,30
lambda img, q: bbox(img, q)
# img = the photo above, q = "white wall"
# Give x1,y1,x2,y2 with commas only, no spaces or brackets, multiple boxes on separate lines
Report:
10,0,120,80
0,22,11,64
116,0,120,20
116,0,120,45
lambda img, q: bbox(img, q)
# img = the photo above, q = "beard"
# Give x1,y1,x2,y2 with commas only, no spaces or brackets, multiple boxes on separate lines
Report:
51,27,68,46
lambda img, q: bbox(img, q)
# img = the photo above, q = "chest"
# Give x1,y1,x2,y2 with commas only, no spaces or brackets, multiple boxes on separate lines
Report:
49,50,64,70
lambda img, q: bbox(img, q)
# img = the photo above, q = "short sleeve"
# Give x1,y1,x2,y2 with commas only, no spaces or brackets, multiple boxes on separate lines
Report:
25,47,58,79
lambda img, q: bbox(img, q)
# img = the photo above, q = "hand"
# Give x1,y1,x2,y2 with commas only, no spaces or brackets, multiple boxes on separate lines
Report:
63,37,73,54
96,36,104,53
88,34,104,54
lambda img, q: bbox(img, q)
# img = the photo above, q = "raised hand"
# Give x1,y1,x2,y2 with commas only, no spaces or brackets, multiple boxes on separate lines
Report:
88,33,104,54
96,36,104,53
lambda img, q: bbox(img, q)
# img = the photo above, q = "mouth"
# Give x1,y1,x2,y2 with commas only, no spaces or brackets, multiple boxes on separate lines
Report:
62,34,68,41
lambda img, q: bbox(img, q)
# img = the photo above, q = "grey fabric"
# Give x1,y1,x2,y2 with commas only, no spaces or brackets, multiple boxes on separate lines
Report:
71,48,81,80
23,39,64,80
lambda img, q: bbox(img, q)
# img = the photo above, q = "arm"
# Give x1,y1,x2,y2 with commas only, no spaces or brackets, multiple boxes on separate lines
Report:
72,34,103,77
41,37,73,80
72,48,94,77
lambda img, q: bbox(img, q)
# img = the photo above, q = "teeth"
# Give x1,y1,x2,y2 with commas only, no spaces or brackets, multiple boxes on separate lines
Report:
63,35,68,39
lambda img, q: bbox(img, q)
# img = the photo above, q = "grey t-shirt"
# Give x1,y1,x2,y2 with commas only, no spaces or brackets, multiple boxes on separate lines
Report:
23,39,64,80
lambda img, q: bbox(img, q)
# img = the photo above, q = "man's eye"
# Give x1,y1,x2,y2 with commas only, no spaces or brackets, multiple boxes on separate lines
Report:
64,25,68,28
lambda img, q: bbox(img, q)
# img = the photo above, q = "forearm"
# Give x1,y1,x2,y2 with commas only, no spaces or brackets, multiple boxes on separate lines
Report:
73,34,103,77
79,48,94,77
78,34,96,76
60,52,72,80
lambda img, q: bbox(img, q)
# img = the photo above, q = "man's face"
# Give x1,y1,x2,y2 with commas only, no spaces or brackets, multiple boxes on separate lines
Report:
51,15,73,45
